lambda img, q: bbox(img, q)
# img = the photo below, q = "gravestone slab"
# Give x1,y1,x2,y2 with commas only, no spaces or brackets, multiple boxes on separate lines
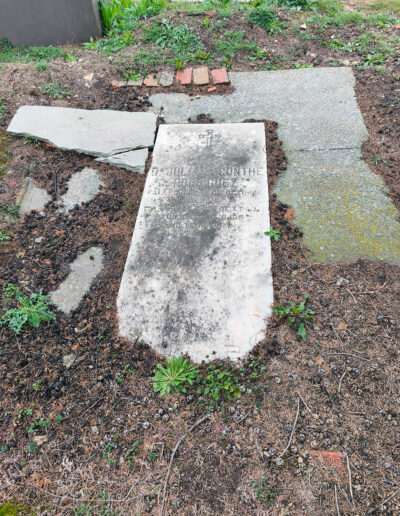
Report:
60,167,103,213
117,123,273,362
96,148,148,174
7,106,157,158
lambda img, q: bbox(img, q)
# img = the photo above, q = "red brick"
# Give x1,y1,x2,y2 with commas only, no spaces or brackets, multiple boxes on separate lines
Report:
309,450,344,469
211,68,229,84
208,86,217,93
176,68,192,85
143,74,159,87
193,66,209,85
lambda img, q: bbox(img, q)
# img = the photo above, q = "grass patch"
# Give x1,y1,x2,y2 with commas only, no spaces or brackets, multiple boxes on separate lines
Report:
215,30,258,58
366,0,400,14
308,10,399,29
248,6,286,33
41,80,70,100
143,20,202,61
0,39,71,64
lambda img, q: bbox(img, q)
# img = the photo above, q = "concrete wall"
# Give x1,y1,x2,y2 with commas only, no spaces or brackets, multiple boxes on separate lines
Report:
0,0,102,47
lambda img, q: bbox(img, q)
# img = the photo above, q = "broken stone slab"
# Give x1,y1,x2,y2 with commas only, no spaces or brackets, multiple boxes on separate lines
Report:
275,148,400,264
60,167,103,213
96,148,148,174
117,123,273,363
159,71,174,87
19,177,51,215
50,247,104,314
150,68,368,152
7,106,157,157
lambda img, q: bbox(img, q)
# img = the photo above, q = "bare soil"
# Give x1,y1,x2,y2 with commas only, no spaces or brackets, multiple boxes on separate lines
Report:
0,3,399,515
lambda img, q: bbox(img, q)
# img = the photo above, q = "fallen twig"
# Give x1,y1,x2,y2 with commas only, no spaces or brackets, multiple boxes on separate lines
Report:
337,372,346,397
277,396,300,460
334,484,341,516
343,452,354,505
366,488,399,514
160,414,210,516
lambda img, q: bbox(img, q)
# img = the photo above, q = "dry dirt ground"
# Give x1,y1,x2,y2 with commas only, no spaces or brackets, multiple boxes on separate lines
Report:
0,1,399,515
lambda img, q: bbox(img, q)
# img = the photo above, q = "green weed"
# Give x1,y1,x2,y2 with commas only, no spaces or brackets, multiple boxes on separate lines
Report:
273,295,315,341
35,61,48,72
3,283,18,298
199,364,241,407
264,227,280,241
249,7,285,34
1,290,56,335
74,490,120,516
126,440,140,466
153,356,199,395
363,52,387,66
0,231,10,248
215,30,258,58
276,0,317,11
41,80,70,99
143,21,201,61
250,477,280,506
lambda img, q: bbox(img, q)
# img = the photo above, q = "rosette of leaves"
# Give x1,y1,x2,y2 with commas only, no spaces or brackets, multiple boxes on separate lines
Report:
153,356,199,395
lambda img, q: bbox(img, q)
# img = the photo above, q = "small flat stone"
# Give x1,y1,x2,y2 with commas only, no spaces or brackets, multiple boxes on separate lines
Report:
60,167,103,212
176,68,192,85
159,71,174,87
19,177,51,215
211,68,229,84
7,106,157,157
143,74,159,87
193,66,209,85
62,354,76,369
127,77,143,86
96,148,148,174
50,247,104,315
84,73,94,81
208,86,217,92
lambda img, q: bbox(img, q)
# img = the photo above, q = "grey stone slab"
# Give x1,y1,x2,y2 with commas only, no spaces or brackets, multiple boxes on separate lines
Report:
159,71,175,87
0,0,101,47
275,149,400,264
50,247,104,314
117,123,273,362
96,148,148,174
19,177,51,215
7,106,157,158
150,68,368,152
60,167,103,213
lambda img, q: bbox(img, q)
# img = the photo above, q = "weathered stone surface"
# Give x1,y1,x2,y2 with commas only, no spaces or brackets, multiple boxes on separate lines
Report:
96,148,148,174
149,68,400,266
50,247,104,314
193,66,209,85
19,177,51,215
159,71,174,87
118,123,273,362
150,68,367,151
7,106,157,157
60,168,103,212
143,74,159,87
275,149,400,264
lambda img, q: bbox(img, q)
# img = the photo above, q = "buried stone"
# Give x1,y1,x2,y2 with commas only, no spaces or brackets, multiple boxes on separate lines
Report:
117,123,273,362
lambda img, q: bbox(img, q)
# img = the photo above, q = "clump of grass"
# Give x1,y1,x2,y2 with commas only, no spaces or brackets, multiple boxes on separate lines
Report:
249,7,285,33
0,39,70,64
41,80,70,99
215,30,258,58
143,20,201,61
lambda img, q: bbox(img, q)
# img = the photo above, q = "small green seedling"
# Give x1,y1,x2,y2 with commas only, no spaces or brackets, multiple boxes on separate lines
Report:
126,440,139,467
41,79,70,99
264,227,280,241
273,295,314,341
1,290,56,334
250,477,280,506
153,356,199,395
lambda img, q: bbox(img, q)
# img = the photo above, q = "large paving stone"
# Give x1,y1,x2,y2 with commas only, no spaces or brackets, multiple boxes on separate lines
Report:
50,247,104,314
7,106,157,157
117,123,273,362
150,68,368,152
19,177,51,215
275,149,400,264
60,167,103,212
